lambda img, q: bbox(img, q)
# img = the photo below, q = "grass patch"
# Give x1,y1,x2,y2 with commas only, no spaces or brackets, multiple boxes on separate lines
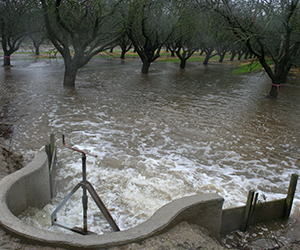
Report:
233,60,273,75
158,56,206,63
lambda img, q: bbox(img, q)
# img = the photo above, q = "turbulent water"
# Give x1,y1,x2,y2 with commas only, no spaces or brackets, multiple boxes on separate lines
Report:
1,53,300,246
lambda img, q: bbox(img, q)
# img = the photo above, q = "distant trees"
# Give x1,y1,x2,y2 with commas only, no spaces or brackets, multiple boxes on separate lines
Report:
111,3,132,60
215,29,235,63
207,0,300,98
118,33,132,60
1,0,299,98
0,0,38,66
41,0,121,87
29,9,46,56
125,0,179,73
170,1,202,69
29,31,46,56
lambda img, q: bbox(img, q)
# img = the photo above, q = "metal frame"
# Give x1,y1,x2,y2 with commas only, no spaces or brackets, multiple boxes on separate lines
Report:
51,135,120,235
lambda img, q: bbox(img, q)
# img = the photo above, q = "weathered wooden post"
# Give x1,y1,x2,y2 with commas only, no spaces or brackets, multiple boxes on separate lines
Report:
45,133,57,198
50,133,55,156
242,190,255,231
283,174,298,220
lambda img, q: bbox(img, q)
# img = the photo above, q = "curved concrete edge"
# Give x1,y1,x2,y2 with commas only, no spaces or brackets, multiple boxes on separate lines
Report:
0,151,224,249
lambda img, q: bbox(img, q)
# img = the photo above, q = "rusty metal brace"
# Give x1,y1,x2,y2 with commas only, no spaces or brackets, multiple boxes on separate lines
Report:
51,135,120,235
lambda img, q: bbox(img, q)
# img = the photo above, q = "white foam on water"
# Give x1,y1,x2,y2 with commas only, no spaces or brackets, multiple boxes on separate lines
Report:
20,127,300,235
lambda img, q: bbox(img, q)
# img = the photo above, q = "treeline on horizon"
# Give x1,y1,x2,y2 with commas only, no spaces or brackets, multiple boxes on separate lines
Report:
1,0,300,98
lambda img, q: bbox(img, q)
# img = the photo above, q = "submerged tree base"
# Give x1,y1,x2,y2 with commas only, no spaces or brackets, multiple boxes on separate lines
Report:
266,94,278,100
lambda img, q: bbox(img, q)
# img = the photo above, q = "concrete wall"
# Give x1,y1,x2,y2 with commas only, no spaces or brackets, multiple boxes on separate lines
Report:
0,151,224,249
6,152,51,215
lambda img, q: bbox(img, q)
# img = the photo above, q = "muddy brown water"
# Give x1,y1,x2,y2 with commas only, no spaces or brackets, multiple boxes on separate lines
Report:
1,52,300,248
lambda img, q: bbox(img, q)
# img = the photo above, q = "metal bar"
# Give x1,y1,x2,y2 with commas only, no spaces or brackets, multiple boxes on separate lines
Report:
62,134,97,157
83,181,120,232
53,221,96,235
283,174,299,219
51,183,82,225
50,133,55,156
71,227,96,235
49,145,57,198
248,192,259,225
45,143,51,167
82,153,88,232
53,134,119,235
242,190,255,231
49,145,56,172
53,221,76,231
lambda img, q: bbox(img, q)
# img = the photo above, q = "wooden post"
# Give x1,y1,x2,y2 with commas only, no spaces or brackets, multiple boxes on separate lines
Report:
45,134,55,169
50,133,55,155
283,174,298,220
45,134,57,198
45,143,51,167
242,190,255,231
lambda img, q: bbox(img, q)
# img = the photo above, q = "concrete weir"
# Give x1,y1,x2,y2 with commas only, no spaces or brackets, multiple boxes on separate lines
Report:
0,151,224,249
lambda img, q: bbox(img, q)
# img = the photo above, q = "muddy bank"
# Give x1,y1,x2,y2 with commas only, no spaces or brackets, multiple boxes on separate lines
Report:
0,137,23,180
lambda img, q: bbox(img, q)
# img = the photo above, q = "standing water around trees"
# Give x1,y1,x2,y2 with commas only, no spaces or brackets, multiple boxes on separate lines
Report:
1,54,299,246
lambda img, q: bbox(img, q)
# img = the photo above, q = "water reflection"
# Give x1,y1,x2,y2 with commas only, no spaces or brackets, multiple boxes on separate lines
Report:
1,56,299,246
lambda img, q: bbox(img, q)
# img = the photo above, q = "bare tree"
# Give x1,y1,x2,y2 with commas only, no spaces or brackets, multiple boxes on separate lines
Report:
111,6,133,60
41,0,121,87
0,0,37,66
170,2,203,69
126,0,179,74
206,0,300,98
29,9,46,56
29,31,46,56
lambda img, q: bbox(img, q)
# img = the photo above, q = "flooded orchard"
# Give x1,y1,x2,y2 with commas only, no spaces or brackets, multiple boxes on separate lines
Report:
1,53,300,246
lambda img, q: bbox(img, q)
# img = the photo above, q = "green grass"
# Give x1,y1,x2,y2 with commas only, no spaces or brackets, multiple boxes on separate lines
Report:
233,60,273,75
159,56,205,63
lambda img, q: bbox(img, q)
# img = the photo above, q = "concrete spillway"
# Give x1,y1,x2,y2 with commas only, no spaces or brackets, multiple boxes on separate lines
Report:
0,151,224,249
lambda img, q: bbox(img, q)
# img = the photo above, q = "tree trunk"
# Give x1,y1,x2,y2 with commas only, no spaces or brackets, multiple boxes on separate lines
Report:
203,55,209,65
237,51,243,60
230,51,237,61
35,46,40,56
3,52,11,66
32,40,42,56
120,50,126,59
219,53,226,63
64,64,78,88
180,59,186,69
268,84,280,99
203,52,211,66
267,65,291,98
120,45,126,59
142,60,151,74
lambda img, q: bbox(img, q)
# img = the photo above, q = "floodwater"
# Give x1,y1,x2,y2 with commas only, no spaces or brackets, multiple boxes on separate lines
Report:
1,53,300,248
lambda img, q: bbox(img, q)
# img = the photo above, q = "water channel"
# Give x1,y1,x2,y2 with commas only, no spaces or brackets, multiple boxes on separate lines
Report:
1,53,300,247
